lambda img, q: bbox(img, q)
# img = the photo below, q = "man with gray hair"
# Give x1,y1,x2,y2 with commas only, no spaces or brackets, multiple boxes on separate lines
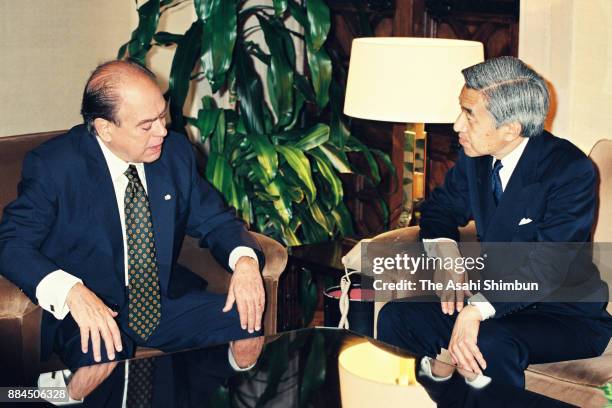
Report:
377,56,611,388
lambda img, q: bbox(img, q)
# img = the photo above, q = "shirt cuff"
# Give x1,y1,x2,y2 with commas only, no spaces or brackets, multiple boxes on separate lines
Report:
228,345,256,371
418,356,452,382
228,246,258,271
467,293,496,320
35,270,82,320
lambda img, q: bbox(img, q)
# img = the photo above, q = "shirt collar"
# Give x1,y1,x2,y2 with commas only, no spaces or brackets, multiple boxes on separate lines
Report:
495,137,529,172
96,136,144,182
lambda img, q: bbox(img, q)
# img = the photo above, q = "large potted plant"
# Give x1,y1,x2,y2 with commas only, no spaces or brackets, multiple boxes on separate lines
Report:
118,0,390,246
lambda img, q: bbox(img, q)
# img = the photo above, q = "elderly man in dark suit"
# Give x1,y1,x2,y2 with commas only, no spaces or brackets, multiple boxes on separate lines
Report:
377,56,611,388
0,60,265,369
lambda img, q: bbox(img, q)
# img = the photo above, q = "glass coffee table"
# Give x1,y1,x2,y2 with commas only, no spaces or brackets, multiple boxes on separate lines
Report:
7,328,572,407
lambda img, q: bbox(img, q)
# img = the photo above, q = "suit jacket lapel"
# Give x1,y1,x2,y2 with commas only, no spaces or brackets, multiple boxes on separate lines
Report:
79,130,126,286
145,158,176,294
483,136,542,241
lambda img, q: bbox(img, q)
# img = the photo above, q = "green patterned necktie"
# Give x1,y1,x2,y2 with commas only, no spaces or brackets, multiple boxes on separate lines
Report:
124,164,161,341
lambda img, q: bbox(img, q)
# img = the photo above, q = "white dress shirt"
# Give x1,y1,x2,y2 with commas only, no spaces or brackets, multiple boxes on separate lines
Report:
35,136,257,320
423,137,529,320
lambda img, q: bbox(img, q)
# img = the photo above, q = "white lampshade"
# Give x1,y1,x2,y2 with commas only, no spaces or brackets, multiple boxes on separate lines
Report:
344,37,484,124
338,342,435,408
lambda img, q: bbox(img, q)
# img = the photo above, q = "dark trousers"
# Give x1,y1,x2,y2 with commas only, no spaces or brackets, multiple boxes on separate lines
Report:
54,290,261,370
377,299,611,388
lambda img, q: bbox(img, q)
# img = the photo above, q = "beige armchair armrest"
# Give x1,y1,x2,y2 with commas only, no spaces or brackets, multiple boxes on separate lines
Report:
0,276,42,383
177,232,287,335
252,232,287,336
361,222,477,338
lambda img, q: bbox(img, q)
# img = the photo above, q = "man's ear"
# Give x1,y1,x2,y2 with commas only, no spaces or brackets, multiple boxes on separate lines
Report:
93,118,113,142
501,122,522,141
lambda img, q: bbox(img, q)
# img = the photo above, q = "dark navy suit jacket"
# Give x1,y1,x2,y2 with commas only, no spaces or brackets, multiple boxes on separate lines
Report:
419,131,609,319
0,125,263,358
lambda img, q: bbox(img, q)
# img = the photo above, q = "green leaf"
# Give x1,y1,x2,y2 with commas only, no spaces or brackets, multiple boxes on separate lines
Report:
153,31,182,45
295,123,329,151
168,20,203,131
117,42,129,59
329,79,350,148
234,41,266,135
305,0,330,52
309,201,332,232
282,224,301,246
246,133,278,183
298,268,318,325
331,202,355,237
306,45,332,109
205,152,239,210
372,148,399,193
285,88,305,131
258,16,294,128
276,145,316,203
298,204,330,242
294,73,316,103
273,0,288,17
125,0,160,63
309,148,342,207
287,0,307,28
316,145,352,173
347,136,381,184
300,331,327,406
235,178,252,226
264,177,293,224
193,0,218,20
192,95,220,144
200,0,237,92
211,109,226,154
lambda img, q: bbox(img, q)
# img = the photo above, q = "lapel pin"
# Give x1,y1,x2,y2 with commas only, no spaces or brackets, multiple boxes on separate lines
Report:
164,194,172,201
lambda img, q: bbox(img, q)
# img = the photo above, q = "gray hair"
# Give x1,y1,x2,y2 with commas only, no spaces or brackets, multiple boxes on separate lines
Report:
461,56,549,138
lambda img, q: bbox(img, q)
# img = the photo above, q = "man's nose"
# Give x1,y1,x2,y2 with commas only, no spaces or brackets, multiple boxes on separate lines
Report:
453,112,465,133
155,119,168,138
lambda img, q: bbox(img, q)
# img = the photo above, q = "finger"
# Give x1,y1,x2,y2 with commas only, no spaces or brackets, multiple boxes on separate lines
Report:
456,289,464,312
443,299,454,315
467,342,487,370
236,296,247,330
99,324,116,361
255,302,263,332
458,342,482,374
223,288,236,313
450,342,469,371
91,329,102,362
246,295,256,333
107,316,123,353
80,327,90,354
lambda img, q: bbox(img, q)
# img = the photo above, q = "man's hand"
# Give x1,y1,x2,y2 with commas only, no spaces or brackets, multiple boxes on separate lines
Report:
66,283,122,362
223,256,265,333
230,336,265,368
448,305,486,374
435,266,470,315
67,361,118,400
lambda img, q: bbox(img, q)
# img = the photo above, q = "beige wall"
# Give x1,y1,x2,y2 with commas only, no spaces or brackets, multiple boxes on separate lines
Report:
0,0,136,137
520,0,612,153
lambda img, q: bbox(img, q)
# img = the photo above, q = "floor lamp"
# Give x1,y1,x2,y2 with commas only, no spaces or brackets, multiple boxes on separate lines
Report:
343,37,484,226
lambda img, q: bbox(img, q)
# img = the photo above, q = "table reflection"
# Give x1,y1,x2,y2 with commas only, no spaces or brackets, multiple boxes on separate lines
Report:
32,328,571,407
